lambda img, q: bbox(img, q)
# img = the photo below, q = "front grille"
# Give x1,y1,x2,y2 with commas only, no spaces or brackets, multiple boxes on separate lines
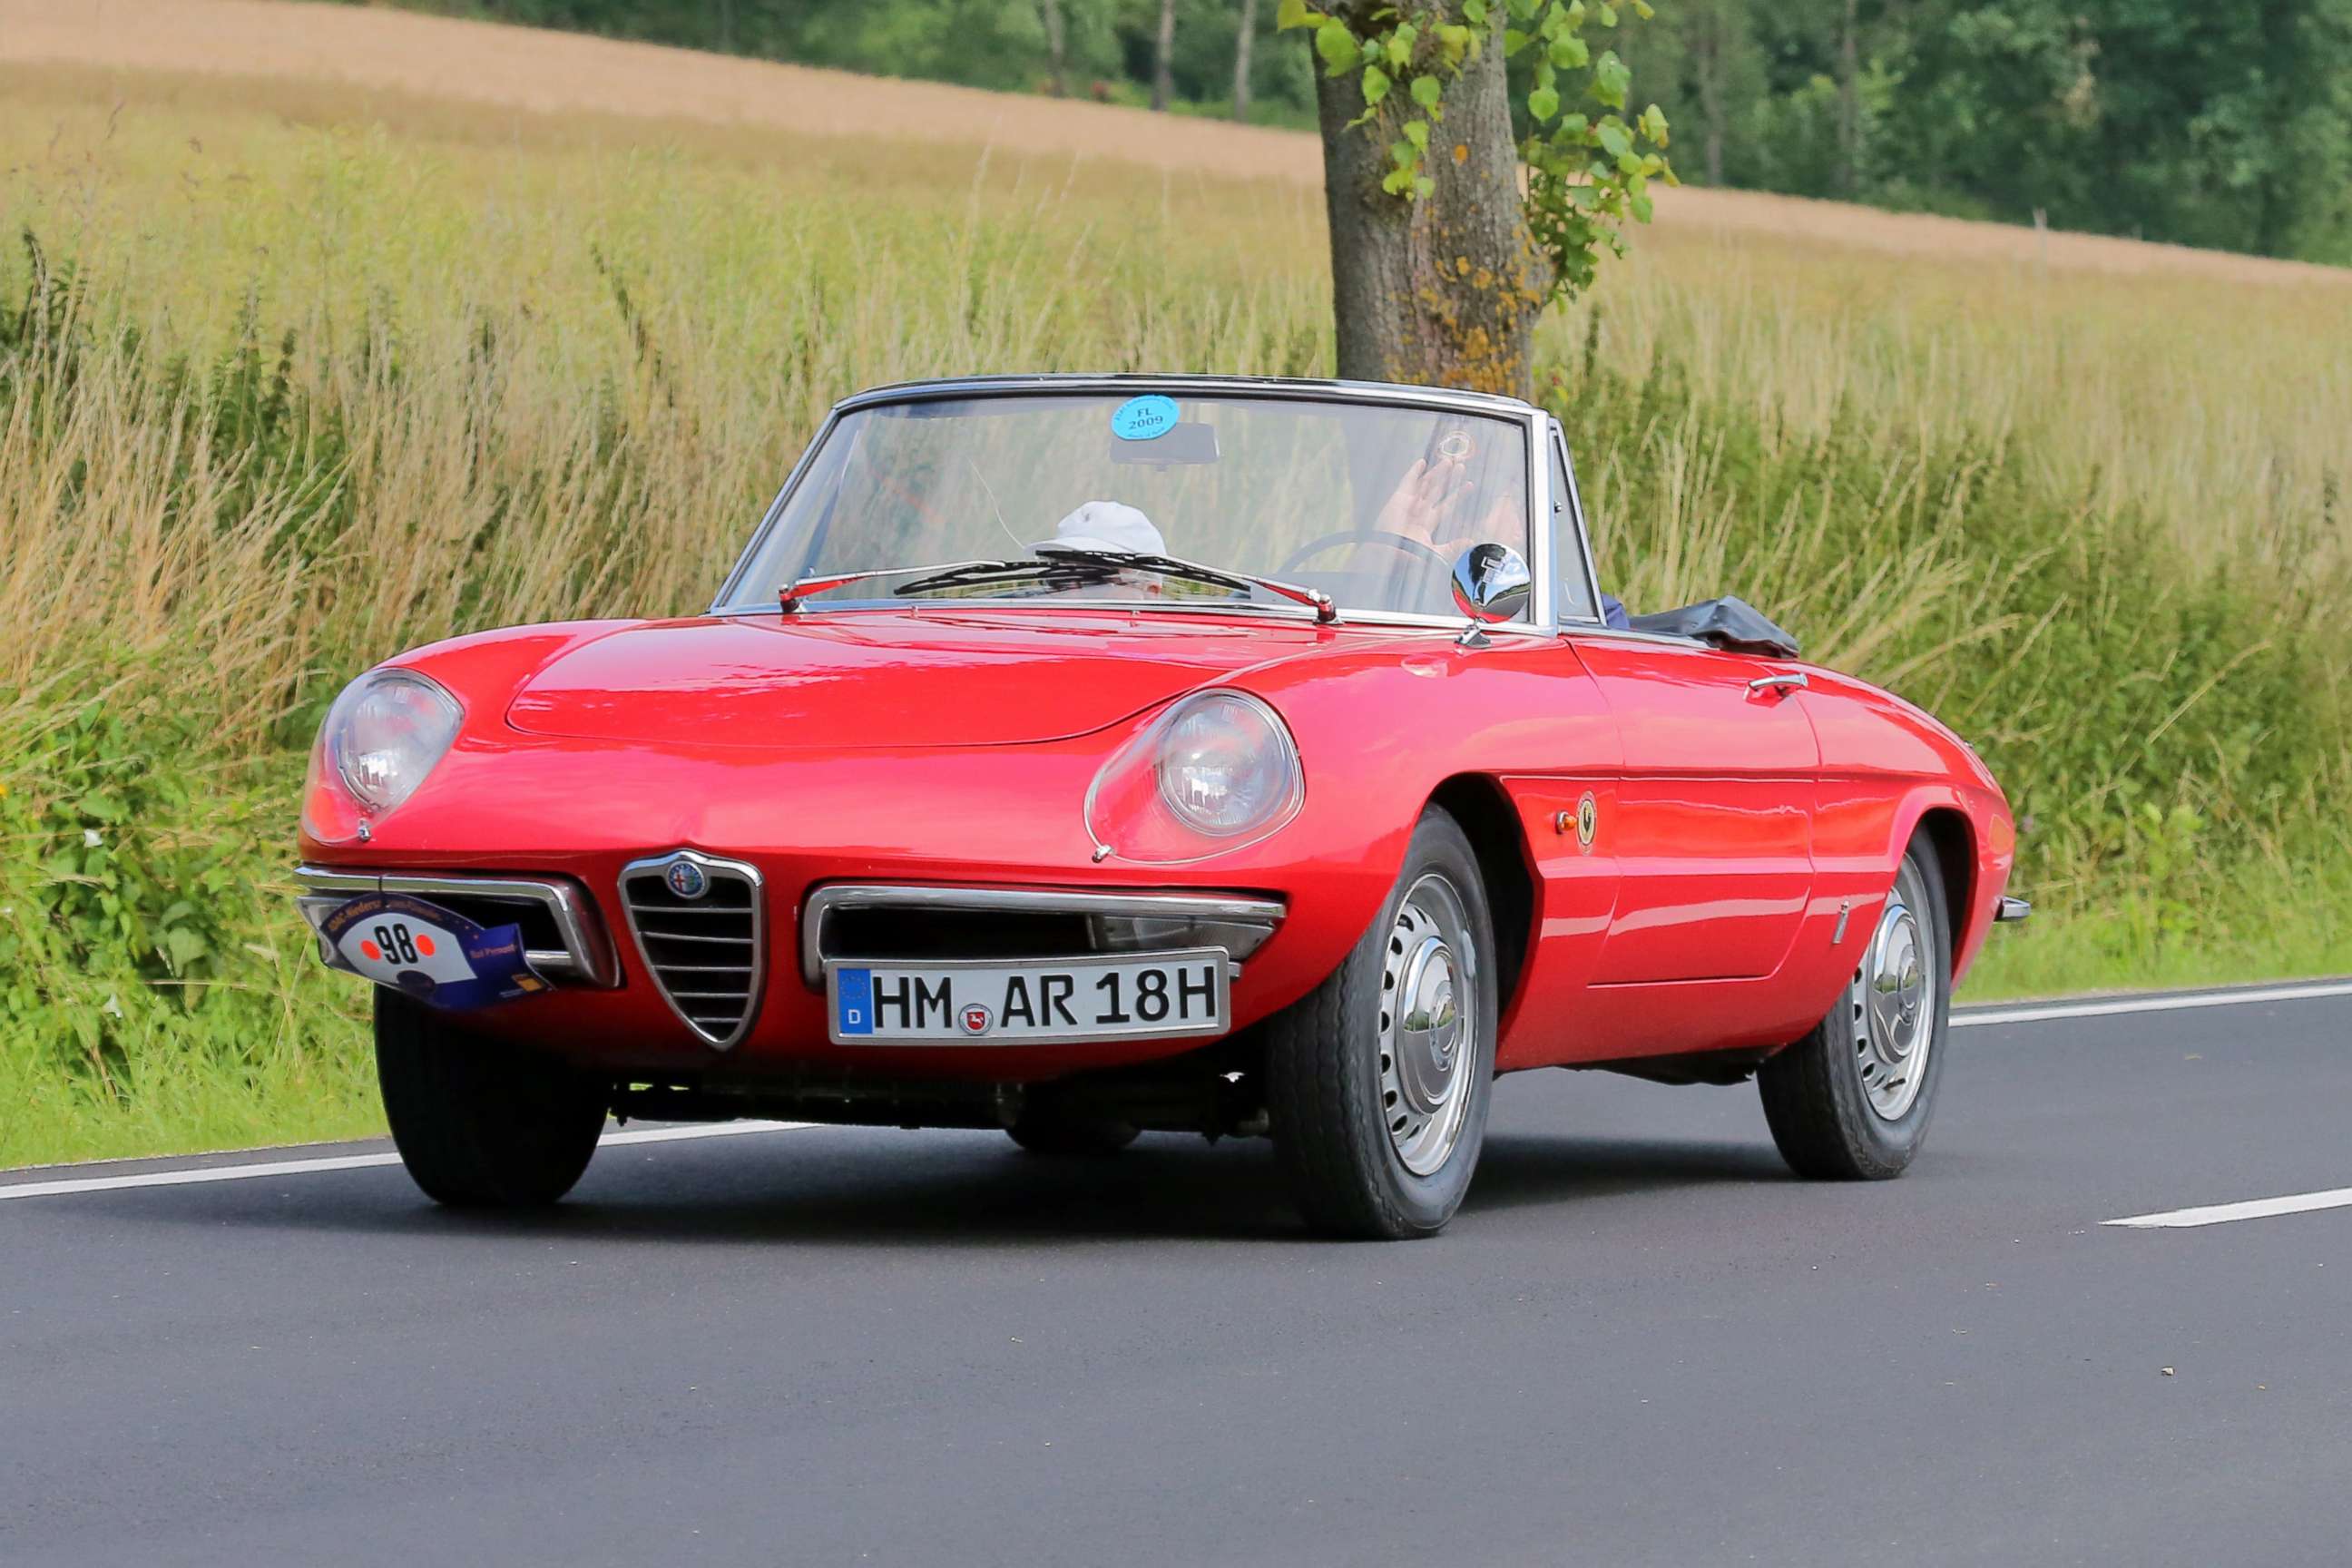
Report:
823,905,1096,965
620,852,764,1049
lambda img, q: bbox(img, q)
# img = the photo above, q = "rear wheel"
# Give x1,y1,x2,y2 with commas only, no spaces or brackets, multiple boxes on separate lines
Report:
1267,808,1498,1240
1758,834,1951,1180
375,990,609,1207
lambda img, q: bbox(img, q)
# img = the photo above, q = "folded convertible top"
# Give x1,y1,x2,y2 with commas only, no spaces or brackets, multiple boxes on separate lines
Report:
1625,596,1800,659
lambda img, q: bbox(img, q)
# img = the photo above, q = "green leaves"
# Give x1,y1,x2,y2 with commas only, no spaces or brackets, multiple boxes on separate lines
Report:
1289,0,1673,300
1315,20,1361,74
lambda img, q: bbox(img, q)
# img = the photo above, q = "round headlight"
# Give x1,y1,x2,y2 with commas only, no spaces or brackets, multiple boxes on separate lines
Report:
323,670,463,815
1154,691,1299,838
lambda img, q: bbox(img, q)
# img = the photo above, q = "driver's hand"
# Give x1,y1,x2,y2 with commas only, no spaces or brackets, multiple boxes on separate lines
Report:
1376,457,1476,555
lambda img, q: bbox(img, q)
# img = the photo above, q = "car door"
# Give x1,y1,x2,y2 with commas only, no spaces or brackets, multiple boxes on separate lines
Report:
1571,633,1820,985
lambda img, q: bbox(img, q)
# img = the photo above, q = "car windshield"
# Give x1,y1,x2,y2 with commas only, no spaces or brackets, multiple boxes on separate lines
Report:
721,390,1534,621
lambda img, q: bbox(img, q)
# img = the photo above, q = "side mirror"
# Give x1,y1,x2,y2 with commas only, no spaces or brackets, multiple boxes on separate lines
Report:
1450,542,1532,644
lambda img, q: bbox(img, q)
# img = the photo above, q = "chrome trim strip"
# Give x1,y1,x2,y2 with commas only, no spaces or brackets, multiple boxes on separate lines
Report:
1549,418,1610,626
709,375,1553,632
619,850,767,1051
801,884,1286,985
831,373,1539,420
711,407,844,611
291,866,616,985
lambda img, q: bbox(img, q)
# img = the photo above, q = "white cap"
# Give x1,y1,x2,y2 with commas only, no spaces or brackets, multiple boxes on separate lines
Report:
1034,500,1165,558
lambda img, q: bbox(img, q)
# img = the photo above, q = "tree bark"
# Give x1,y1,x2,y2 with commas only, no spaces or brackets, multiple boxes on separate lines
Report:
1152,0,1178,112
1838,0,1859,197
1316,4,1545,398
1233,0,1259,122
1692,2,1725,187
1041,0,1067,97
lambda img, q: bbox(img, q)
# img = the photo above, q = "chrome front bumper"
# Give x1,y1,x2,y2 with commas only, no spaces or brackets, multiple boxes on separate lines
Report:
292,866,619,985
799,884,1285,985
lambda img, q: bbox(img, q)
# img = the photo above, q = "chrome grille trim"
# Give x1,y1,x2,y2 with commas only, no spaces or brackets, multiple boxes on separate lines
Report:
620,850,765,1050
292,865,617,986
800,884,1285,985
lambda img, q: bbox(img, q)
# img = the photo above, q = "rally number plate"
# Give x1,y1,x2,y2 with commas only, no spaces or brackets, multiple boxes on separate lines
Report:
316,892,548,1011
826,949,1229,1044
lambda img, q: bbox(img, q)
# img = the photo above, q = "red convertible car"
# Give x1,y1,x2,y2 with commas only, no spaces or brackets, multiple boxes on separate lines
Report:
296,375,2024,1239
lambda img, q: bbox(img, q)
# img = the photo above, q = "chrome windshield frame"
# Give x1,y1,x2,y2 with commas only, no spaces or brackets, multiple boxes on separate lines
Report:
709,374,1558,635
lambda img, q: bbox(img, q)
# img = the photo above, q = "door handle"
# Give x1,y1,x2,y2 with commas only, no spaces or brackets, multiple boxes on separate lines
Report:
1747,672,1808,697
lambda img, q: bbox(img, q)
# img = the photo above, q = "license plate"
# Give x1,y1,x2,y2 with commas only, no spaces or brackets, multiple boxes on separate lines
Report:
826,950,1228,1044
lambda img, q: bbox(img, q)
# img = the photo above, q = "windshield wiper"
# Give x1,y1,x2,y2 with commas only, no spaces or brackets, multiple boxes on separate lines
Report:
778,559,1005,612
912,546,1336,622
1039,547,1337,622
788,551,1338,623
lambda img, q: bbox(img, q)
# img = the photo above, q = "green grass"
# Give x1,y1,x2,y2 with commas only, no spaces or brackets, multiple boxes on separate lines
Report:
0,61,2345,1167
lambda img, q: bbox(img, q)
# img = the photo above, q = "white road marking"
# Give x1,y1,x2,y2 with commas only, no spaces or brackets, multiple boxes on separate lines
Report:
2105,1188,2352,1230
1954,978,2352,1028
0,1120,813,1202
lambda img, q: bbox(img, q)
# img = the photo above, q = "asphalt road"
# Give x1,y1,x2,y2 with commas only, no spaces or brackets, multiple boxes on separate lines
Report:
5,986,2350,1567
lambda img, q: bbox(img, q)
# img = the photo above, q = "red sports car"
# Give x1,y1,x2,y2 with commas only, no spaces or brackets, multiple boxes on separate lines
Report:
296,375,2024,1239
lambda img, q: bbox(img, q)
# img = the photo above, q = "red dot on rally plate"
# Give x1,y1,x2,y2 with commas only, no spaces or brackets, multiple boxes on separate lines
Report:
416,934,436,956
359,939,382,962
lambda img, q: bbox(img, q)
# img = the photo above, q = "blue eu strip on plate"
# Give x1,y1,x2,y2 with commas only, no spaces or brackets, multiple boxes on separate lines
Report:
835,966,874,1034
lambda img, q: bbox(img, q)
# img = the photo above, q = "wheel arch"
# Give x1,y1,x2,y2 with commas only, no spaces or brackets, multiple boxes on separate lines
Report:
1427,773,1537,1018
1907,805,1976,978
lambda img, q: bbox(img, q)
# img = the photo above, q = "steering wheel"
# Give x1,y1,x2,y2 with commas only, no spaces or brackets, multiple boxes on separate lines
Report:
1279,529,1453,576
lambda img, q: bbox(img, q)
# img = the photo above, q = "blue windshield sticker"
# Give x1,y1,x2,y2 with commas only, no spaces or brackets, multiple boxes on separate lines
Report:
1110,395,1180,442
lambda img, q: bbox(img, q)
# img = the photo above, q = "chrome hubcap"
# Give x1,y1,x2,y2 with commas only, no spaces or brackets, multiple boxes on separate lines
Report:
1854,877,1935,1122
1377,875,1478,1175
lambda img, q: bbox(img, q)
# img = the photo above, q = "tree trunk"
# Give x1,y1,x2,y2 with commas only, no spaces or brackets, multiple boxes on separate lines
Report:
1692,3,1725,187
1041,0,1067,97
1838,0,1859,197
1233,0,1259,122
1152,0,1178,112
1316,5,1544,397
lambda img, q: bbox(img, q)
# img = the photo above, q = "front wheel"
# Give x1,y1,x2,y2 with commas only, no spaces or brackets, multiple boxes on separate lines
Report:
376,991,609,1207
1758,833,1951,1180
1266,807,1499,1239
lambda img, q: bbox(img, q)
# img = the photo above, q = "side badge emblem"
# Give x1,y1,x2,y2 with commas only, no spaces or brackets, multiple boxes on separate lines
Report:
1575,792,1598,852
665,858,710,900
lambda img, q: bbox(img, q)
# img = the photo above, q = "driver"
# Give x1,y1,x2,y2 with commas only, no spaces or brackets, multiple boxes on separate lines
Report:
1367,441,1632,628
1341,442,1524,614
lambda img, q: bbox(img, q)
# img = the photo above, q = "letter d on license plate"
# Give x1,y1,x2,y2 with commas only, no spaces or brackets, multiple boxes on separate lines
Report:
827,950,1228,1044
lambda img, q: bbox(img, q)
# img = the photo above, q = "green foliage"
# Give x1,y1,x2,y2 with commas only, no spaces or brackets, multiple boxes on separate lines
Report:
1279,1,1674,300
358,0,2352,262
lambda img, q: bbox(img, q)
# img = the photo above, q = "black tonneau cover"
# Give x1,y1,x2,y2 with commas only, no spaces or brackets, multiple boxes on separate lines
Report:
1626,596,1800,659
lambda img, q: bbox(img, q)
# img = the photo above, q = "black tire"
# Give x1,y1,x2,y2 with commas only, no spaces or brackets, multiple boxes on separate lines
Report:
1758,832,1952,1180
375,990,609,1207
1005,1101,1141,1157
1266,807,1499,1240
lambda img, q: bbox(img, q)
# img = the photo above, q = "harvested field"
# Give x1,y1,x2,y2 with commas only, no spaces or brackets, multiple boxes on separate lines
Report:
8,0,2348,288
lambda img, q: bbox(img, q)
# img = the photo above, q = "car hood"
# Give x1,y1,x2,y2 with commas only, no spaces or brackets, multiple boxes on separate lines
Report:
502,610,1343,750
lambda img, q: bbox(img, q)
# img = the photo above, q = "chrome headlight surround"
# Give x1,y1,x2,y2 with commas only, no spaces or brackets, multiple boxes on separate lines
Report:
1086,690,1304,864
318,669,465,817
